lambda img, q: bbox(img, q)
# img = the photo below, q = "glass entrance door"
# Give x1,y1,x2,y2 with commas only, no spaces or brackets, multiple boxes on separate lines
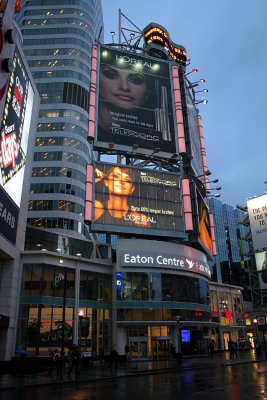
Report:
129,337,148,360
152,339,169,359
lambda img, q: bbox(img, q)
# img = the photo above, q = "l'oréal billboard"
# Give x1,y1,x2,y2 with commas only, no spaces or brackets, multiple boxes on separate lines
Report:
255,251,267,288
95,46,176,157
0,48,34,244
196,190,212,255
91,161,185,237
247,194,267,251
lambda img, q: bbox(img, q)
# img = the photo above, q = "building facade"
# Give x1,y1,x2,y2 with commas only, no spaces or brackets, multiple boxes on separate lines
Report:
15,0,103,240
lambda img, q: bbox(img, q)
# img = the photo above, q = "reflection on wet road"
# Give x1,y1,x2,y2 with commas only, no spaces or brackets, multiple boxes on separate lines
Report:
1,362,267,400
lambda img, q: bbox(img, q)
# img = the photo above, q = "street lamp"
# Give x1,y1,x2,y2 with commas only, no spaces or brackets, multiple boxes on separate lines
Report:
78,309,85,351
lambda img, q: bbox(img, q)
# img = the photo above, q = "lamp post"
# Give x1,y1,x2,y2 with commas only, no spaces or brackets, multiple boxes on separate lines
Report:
78,309,85,351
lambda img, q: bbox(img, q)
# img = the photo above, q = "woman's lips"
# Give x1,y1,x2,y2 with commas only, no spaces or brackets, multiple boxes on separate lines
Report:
115,94,134,102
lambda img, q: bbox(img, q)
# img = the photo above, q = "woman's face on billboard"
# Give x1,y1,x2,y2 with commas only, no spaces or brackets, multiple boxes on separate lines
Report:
100,66,147,110
105,167,135,196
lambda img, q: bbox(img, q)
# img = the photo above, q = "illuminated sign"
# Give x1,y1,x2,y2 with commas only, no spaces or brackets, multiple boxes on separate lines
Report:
0,48,34,207
143,24,187,65
117,272,121,290
0,185,18,244
247,194,267,251
255,251,267,289
92,161,184,237
96,46,176,156
197,190,212,254
120,250,211,278
181,330,190,342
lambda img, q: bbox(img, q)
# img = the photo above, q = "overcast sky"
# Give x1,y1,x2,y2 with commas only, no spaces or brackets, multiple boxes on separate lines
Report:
101,0,267,208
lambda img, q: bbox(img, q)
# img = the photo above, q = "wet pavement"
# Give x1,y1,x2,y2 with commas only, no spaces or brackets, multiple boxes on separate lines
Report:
0,349,266,391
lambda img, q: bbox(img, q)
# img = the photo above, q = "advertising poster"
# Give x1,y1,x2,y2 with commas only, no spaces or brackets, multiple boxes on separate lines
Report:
0,48,34,208
197,190,212,254
97,46,176,155
185,86,203,178
247,194,267,251
93,162,183,234
0,48,34,244
255,251,267,288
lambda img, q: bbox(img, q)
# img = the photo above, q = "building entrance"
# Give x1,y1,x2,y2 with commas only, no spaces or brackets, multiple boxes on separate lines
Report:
129,337,148,360
152,338,169,359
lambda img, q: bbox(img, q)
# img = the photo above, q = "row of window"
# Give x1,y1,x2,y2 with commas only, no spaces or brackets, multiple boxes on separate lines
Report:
28,199,84,214
37,122,87,137
31,167,85,181
32,70,90,87
30,182,85,199
38,109,88,126
23,25,93,42
62,82,90,112
33,151,88,168
22,7,94,25
27,217,82,231
29,58,89,72
35,136,90,155
24,0,95,12
117,272,209,304
23,36,92,53
24,48,91,64
22,264,111,301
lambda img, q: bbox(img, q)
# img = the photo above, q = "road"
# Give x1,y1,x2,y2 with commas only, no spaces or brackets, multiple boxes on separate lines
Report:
1,361,267,400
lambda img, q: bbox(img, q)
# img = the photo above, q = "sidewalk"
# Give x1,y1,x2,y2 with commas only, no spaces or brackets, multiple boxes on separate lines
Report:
0,350,266,391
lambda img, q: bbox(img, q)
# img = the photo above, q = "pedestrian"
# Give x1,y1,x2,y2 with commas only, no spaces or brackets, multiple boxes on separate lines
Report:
49,349,60,377
68,348,80,375
208,339,215,358
99,347,105,363
125,344,131,361
232,341,238,359
110,346,119,367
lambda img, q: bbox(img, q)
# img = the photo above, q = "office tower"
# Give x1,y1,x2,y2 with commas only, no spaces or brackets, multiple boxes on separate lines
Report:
208,198,253,300
16,0,103,240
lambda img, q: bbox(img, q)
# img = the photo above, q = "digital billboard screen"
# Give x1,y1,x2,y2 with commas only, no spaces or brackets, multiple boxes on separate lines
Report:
247,194,267,251
255,251,267,289
92,162,184,236
185,85,203,178
96,46,176,155
0,48,34,208
197,190,212,254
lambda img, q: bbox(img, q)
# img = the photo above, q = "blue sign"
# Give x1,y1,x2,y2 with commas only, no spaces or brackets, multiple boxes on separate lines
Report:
181,329,190,342
117,272,121,290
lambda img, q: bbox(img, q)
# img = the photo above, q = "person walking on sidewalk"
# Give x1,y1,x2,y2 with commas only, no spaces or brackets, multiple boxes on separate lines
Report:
110,346,119,368
49,349,60,377
68,348,80,375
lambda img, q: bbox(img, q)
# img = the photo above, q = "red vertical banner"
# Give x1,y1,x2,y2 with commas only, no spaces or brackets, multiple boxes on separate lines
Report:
88,45,98,141
172,65,186,154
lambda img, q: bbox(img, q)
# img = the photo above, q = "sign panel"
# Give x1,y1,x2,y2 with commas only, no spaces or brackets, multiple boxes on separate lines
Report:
0,185,18,244
247,194,267,251
96,46,176,155
120,250,211,278
0,48,34,207
255,251,267,289
92,162,184,236
185,86,203,178
197,190,212,254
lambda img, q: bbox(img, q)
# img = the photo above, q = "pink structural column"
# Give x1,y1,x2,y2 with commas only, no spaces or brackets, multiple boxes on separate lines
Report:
209,212,217,256
182,178,193,231
85,164,93,222
198,115,210,190
88,45,98,140
172,66,186,154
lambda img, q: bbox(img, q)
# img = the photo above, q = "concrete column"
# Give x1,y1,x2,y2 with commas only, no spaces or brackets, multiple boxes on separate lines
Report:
73,266,80,345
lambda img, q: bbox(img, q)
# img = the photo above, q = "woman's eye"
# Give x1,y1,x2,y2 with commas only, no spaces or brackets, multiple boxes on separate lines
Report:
102,68,118,80
129,75,145,85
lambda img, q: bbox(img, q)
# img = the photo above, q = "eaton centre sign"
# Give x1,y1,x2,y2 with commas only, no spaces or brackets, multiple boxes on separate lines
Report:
120,251,211,278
